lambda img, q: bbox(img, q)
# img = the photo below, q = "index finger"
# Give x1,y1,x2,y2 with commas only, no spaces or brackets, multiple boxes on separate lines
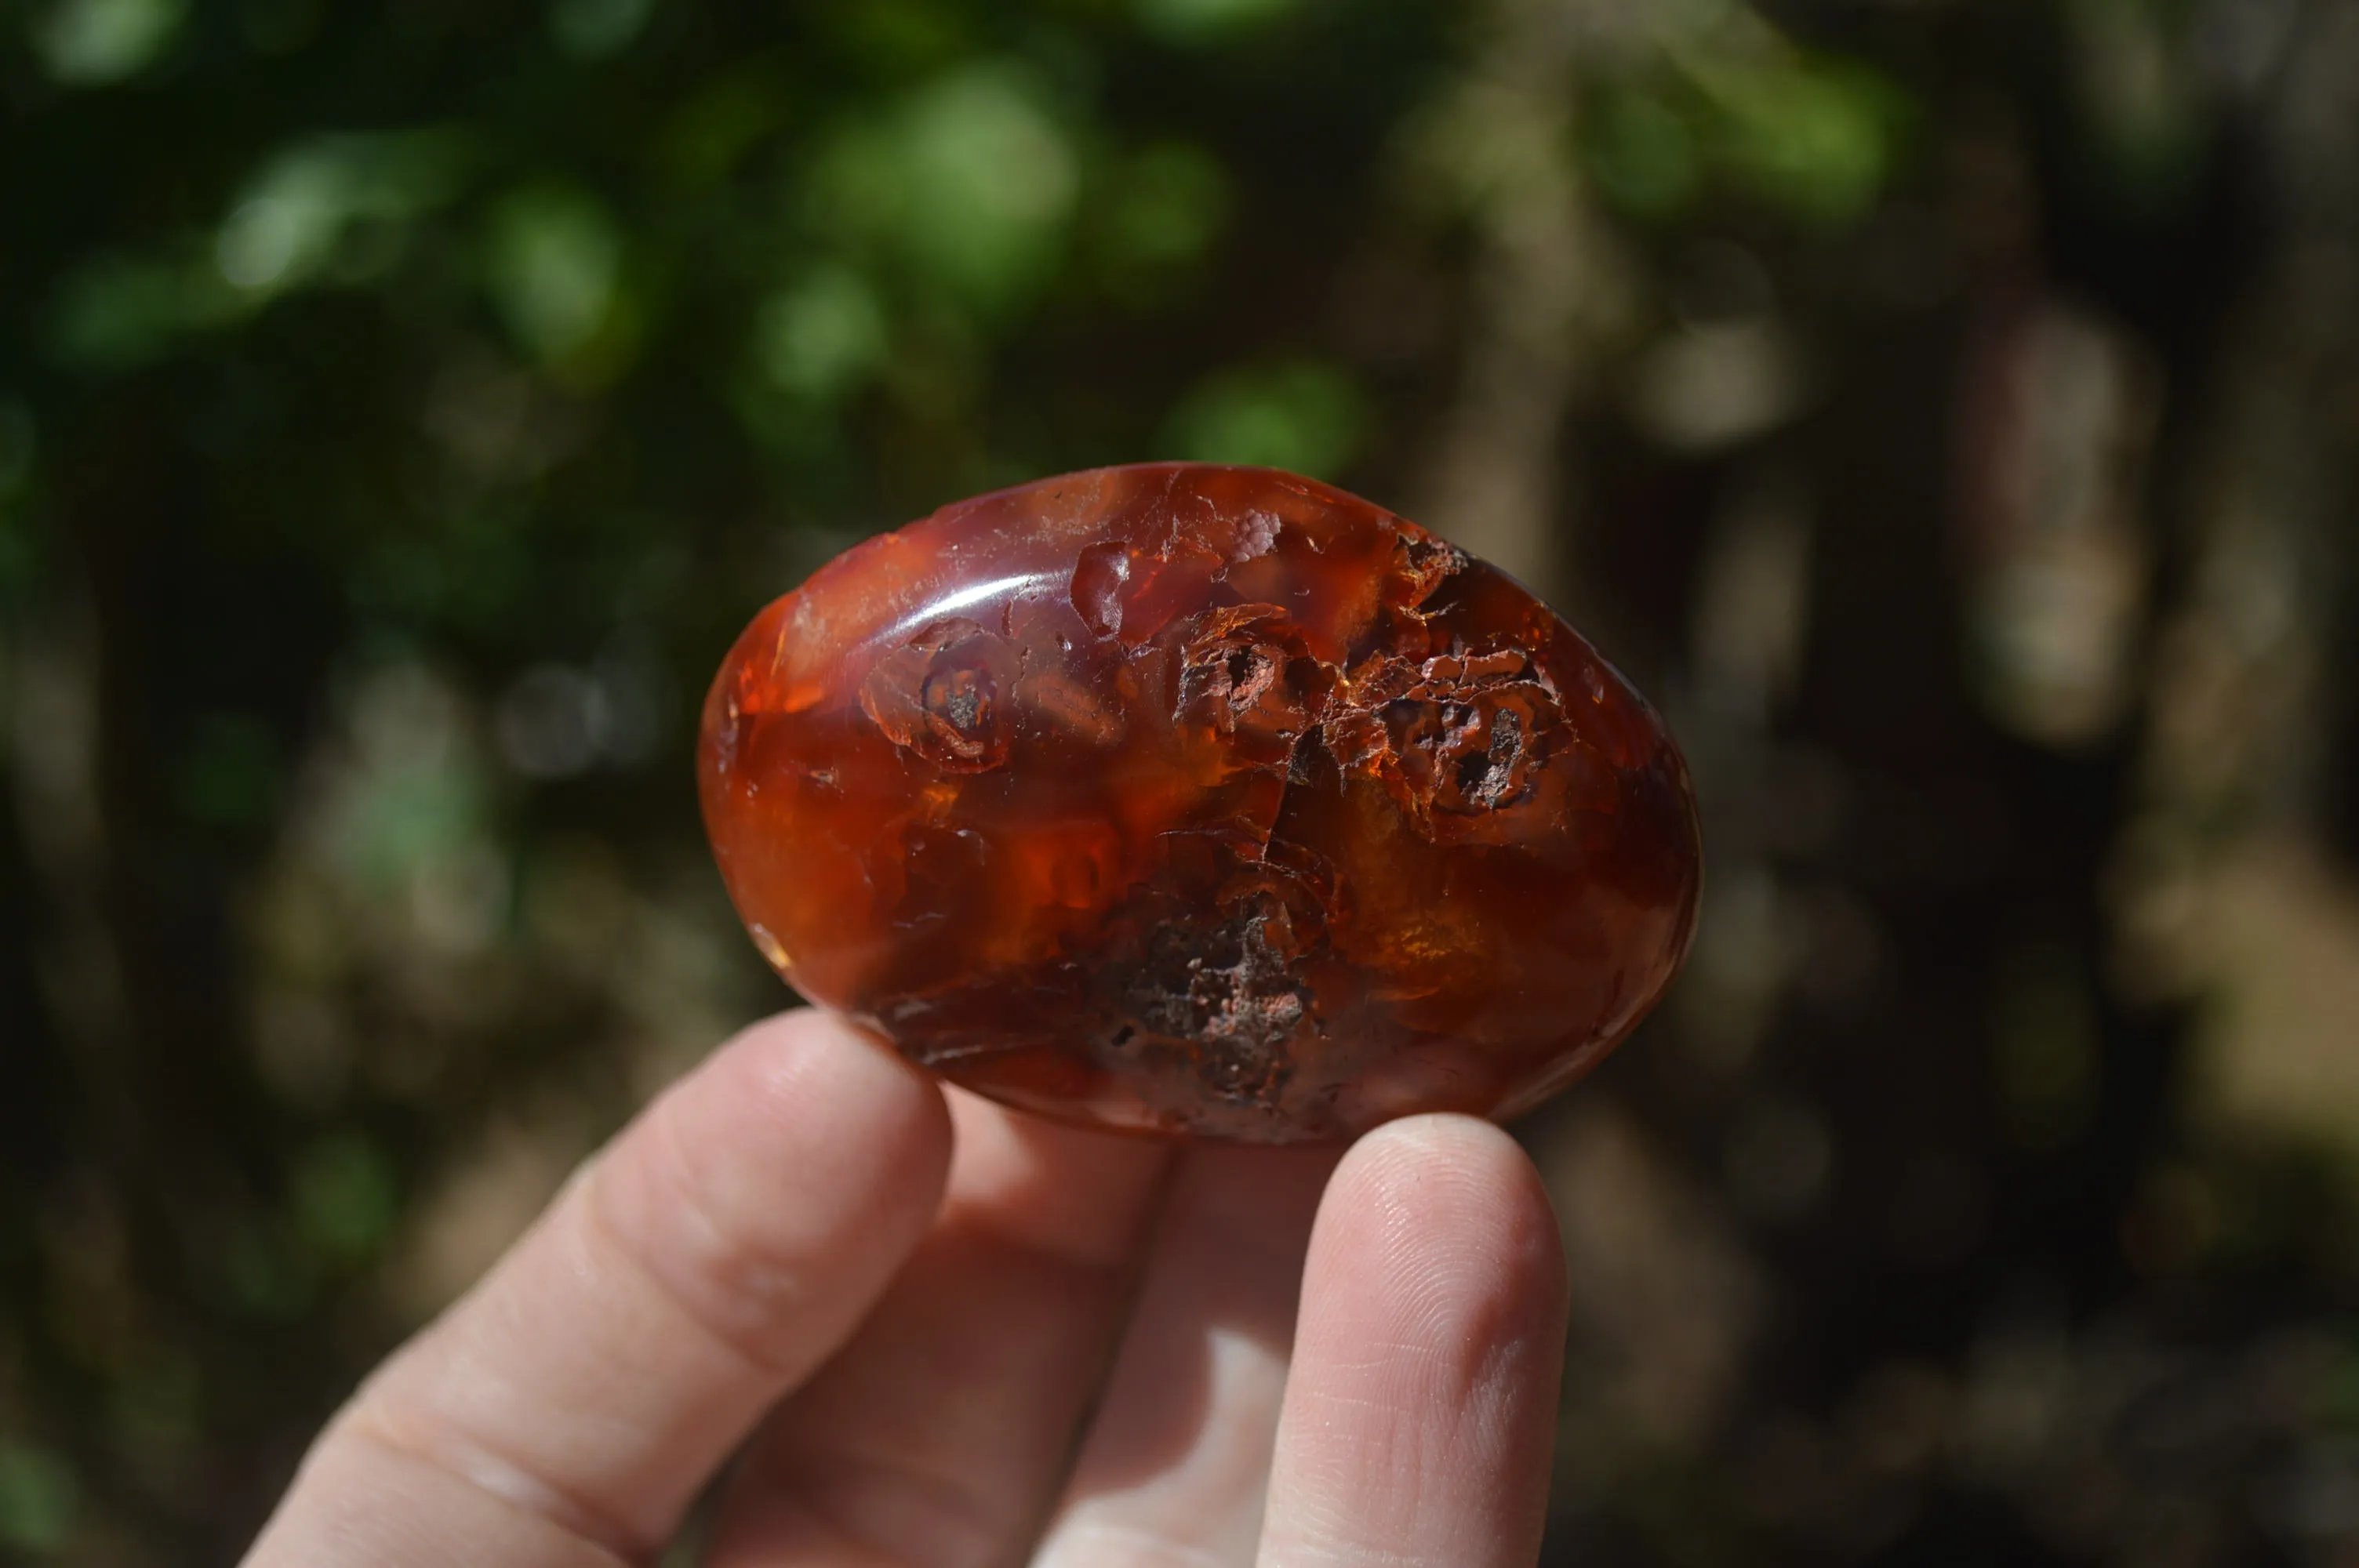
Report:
243,1009,953,1567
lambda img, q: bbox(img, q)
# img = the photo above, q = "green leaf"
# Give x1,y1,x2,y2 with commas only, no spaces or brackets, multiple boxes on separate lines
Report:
1134,0,1301,46
1096,140,1232,303
46,252,239,373
293,1133,401,1262
757,266,890,401
1160,360,1368,479
216,131,466,296
548,0,656,59
31,0,186,85
488,186,626,369
1586,88,1703,220
1697,56,1906,228
0,1445,77,1553
809,65,1078,320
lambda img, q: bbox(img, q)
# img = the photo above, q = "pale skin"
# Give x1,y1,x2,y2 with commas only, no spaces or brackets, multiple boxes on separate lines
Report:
245,1009,1571,1567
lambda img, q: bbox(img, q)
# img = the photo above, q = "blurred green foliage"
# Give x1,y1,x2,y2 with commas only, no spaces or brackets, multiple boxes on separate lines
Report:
2,5,1458,1558
1586,41,1910,226
1161,358,1368,476
0,1441,80,1555
7,0,2359,1563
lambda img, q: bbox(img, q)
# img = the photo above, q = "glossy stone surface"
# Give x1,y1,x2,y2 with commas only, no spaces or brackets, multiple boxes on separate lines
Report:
700,463,1702,1142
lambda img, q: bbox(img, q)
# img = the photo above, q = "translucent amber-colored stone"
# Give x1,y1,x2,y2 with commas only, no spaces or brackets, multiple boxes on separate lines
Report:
700,463,1701,1142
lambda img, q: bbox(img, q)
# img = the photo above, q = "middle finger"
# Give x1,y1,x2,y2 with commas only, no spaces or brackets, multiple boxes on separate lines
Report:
1030,1141,1342,1566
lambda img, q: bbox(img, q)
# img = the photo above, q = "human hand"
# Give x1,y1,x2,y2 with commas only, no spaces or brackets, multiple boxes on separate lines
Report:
244,1010,1569,1566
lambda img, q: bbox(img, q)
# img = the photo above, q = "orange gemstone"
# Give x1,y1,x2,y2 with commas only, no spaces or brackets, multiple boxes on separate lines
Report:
700,463,1702,1142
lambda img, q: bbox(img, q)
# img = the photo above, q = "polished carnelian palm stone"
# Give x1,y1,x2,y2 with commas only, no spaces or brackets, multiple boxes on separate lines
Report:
700,463,1701,1142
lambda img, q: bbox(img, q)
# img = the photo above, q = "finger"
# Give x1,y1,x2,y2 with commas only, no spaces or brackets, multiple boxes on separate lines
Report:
705,1090,1175,1566
1256,1116,1568,1568
1030,1142,1343,1567
244,1011,952,1567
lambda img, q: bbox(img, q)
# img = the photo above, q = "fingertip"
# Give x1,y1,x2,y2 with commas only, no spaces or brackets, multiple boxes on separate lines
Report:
707,1007,954,1187
1321,1114,1567,1317
595,1007,954,1356
1263,1114,1568,1566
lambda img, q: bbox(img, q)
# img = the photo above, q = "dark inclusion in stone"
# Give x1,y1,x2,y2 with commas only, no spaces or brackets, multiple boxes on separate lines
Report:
700,463,1703,1143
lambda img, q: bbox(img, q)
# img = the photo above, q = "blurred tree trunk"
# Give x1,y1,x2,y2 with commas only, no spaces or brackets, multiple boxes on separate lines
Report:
1410,0,1634,615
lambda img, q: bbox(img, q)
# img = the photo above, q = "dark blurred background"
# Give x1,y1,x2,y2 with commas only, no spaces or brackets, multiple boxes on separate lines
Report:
5,0,2359,1562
